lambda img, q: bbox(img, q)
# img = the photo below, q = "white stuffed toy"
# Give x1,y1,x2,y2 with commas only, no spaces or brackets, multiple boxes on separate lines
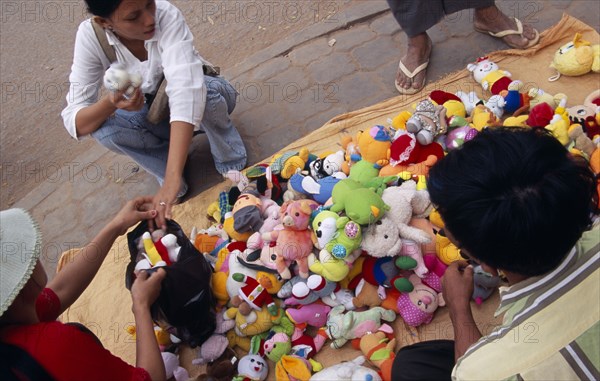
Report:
467,56,512,95
310,356,382,381
161,352,189,381
103,62,142,98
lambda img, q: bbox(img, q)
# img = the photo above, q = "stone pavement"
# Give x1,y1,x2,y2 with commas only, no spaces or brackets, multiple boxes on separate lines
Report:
13,0,599,277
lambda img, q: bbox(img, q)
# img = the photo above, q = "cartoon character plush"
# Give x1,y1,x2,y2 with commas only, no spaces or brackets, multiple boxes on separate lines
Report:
285,303,332,327
396,273,445,327
355,331,396,381
549,33,600,80
309,216,363,282
311,209,340,250
435,229,462,265
309,150,345,180
270,148,311,180
472,265,501,305
234,348,269,381
567,90,600,139
309,356,382,381
405,99,449,145
324,306,396,349
231,273,278,316
528,87,567,109
356,125,392,167
330,179,390,225
287,173,345,205
281,274,340,306
225,305,277,352
467,56,513,95
263,325,328,362
262,200,319,279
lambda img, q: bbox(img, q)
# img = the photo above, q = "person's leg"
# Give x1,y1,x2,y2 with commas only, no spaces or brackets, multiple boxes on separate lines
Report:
90,105,171,184
200,75,247,175
472,3,539,49
387,0,439,93
391,339,455,381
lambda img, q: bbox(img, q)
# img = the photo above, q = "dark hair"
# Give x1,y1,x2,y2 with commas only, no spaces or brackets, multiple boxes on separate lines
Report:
427,127,598,276
84,0,123,18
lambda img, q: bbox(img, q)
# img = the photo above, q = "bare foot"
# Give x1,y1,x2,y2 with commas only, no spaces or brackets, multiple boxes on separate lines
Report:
473,6,538,49
396,33,432,92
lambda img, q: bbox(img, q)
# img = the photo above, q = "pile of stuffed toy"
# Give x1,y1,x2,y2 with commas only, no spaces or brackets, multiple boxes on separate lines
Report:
132,34,600,381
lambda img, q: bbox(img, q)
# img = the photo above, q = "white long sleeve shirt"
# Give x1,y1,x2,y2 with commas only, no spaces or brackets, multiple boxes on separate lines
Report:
61,1,206,139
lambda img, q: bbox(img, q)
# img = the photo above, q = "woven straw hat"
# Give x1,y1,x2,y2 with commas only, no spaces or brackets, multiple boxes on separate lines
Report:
0,208,41,316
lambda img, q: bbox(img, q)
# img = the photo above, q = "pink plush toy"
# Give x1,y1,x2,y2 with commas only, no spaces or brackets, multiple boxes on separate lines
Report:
262,200,319,279
396,273,445,327
285,303,332,327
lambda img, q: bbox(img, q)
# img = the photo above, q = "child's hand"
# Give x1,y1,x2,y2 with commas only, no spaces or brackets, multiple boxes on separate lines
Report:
131,268,166,310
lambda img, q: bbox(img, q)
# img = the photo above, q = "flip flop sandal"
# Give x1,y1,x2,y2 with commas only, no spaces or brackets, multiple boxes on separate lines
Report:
474,17,540,50
395,59,429,95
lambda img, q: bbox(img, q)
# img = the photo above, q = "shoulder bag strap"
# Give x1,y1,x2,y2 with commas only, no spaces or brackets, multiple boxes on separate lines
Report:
91,18,117,63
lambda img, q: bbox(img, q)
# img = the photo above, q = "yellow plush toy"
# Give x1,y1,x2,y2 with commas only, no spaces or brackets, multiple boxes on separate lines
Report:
549,33,600,81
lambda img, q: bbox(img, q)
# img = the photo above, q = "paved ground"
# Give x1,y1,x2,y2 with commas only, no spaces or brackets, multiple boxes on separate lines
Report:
3,0,598,277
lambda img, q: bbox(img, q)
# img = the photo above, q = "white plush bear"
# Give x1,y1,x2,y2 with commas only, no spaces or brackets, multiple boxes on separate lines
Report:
310,356,382,381
103,62,142,97
467,56,512,95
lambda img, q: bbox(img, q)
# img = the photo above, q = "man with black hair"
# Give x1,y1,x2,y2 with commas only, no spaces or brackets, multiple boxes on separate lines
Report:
392,127,599,380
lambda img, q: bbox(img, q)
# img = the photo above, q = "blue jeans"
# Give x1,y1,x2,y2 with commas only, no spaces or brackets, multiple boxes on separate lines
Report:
91,75,247,181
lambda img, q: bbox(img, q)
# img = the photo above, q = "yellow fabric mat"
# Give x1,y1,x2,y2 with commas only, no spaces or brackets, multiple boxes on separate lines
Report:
61,14,599,379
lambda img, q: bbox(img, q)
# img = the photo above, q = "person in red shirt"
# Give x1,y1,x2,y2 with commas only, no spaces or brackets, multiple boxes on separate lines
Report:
0,196,166,381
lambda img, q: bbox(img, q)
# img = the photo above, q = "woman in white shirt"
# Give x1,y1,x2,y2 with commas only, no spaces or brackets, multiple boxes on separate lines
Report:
62,0,247,229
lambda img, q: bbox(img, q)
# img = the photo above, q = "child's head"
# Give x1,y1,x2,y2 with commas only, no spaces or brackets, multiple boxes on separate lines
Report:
428,127,597,276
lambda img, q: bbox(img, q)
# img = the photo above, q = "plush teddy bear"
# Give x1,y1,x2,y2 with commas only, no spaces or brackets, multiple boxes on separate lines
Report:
549,33,600,80
380,181,433,241
192,313,236,365
467,56,513,95
309,356,382,381
161,352,189,381
324,305,396,349
103,62,142,97
262,200,319,279
405,99,449,145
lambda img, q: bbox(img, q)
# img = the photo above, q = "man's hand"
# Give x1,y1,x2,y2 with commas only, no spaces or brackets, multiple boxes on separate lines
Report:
442,260,474,314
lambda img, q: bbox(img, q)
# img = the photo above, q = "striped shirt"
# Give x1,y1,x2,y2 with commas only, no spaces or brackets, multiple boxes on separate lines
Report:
452,224,600,380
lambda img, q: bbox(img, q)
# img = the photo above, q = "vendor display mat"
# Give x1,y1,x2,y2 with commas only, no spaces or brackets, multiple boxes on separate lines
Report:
61,14,599,379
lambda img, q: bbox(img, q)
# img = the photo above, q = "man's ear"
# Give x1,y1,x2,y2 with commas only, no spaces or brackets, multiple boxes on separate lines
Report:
480,263,498,277
93,16,111,29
